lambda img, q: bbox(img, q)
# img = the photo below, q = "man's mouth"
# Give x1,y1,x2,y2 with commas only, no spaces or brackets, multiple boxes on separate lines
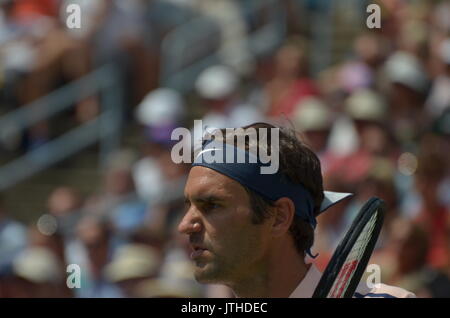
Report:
190,244,208,260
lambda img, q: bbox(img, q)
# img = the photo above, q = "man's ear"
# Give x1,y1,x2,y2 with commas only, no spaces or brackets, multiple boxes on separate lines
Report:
271,197,295,237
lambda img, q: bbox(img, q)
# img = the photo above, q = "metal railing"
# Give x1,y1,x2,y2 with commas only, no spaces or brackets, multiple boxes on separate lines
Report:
0,64,123,191
160,0,286,93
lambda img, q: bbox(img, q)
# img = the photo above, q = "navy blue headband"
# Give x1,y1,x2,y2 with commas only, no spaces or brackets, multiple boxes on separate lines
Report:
192,140,318,228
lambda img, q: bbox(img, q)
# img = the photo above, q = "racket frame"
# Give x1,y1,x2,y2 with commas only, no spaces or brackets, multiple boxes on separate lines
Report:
312,197,386,298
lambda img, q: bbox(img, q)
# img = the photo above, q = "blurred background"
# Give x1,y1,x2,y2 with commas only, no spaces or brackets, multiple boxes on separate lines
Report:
0,0,449,298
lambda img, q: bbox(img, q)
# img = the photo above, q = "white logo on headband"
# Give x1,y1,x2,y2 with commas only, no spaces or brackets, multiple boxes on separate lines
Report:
196,148,222,161
170,120,280,174
196,148,220,157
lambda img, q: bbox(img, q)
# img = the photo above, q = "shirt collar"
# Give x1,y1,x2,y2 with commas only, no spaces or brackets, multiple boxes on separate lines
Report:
289,264,322,298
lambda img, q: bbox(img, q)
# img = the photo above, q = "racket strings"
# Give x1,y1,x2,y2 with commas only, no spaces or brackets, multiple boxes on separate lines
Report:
328,212,378,297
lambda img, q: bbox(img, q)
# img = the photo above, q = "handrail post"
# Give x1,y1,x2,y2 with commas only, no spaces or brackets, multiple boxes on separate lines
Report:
99,66,123,168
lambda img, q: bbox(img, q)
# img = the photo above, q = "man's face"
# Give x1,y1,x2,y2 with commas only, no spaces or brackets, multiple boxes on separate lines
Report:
179,166,273,285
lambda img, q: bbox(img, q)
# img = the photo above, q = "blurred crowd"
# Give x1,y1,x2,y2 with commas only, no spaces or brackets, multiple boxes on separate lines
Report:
0,0,450,297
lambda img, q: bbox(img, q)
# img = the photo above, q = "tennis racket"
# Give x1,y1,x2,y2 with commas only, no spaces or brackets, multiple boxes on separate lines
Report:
312,197,385,298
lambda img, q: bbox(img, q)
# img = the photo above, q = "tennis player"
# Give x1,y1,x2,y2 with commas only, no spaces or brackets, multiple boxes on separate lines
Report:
178,123,415,298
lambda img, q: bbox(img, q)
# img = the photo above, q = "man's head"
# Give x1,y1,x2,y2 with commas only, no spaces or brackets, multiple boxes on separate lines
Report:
179,123,324,285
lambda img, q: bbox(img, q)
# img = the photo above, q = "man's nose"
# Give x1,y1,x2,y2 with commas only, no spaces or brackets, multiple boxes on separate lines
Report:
178,208,202,235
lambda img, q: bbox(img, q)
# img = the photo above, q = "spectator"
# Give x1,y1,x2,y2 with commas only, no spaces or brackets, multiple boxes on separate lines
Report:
292,96,336,175
0,196,27,275
325,89,391,188
264,39,320,118
412,140,449,270
47,186,83,240
133,88,187,203
68,216,122,298
28,224,67,277
9,247,66,297
104,243,162,297
195,64,264,131
383,51,430,143
172,0,254,76
388,219,450,297
85,151,148,240
426,38,450,118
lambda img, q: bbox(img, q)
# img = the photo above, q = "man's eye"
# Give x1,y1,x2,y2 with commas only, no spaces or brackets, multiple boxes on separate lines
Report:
204,203,220,212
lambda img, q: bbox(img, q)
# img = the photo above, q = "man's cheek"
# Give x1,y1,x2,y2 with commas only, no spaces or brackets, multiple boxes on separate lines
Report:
209,230,238,259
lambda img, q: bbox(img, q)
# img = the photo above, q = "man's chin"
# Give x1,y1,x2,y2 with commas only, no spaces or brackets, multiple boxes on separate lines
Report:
193,263,224,284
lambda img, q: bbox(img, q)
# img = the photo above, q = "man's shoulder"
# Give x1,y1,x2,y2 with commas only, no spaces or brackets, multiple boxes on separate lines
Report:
354,282,416,298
